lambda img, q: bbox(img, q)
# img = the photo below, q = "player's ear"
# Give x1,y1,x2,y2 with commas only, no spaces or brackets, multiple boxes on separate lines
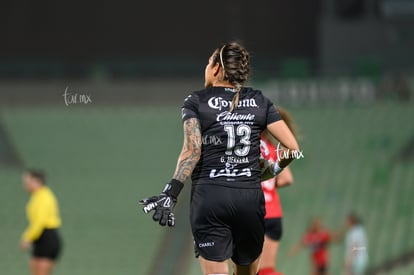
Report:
213,62,221,77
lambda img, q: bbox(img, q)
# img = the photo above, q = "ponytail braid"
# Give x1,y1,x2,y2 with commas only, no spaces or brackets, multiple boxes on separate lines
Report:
214,42,250,112
229,83,242,113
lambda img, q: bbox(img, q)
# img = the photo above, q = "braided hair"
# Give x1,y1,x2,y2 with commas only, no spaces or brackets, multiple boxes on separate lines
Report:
212,42,250,112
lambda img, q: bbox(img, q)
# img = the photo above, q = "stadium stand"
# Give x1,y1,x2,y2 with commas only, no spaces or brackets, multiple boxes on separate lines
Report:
0,107,183,275
0,100,413,275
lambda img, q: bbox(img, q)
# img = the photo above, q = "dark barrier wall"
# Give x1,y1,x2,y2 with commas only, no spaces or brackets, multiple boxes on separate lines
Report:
0,0,320,76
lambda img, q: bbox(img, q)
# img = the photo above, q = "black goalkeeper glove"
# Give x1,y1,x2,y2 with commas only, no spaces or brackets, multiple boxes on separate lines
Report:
139,179,184,227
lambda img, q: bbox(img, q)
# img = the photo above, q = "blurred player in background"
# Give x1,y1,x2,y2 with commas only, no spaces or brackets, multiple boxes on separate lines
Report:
20,169,62,275
258,108,298,275
288,218,333,275
344,213,368,275
140,41,300,275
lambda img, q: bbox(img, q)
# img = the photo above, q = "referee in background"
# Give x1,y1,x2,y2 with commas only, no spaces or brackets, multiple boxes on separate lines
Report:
20,169,62,275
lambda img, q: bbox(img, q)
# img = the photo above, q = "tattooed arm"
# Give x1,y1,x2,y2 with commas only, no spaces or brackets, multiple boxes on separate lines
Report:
173,118,202,183
139,118,201,227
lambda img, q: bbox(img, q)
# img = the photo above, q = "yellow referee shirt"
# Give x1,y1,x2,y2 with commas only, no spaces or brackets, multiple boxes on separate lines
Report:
22,186,62,242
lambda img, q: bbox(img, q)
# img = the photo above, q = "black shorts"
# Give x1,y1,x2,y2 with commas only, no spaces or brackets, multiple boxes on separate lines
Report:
264,218,283,241
315,264,328,275
32,229,62,260
190,183,265,266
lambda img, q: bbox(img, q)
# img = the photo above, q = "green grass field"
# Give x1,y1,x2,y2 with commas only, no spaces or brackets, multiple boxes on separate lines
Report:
1,102,413,274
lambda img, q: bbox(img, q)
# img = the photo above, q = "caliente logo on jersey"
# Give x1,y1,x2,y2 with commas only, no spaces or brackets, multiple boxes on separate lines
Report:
216,111,255,122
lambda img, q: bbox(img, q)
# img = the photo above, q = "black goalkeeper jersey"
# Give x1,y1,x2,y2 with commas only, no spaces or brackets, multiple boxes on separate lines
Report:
182,86,281,187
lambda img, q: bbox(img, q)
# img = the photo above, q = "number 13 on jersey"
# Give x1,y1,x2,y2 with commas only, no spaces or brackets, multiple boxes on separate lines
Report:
224,124,251,157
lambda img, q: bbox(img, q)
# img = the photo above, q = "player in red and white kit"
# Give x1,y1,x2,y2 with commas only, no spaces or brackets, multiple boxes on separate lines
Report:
289,218,333,275
259,108,297,275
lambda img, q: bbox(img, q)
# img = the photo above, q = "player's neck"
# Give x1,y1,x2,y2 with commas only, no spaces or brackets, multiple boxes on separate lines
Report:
212,80,234,88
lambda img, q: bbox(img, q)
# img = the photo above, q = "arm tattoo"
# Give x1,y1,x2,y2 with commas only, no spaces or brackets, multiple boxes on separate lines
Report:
173,118,202,183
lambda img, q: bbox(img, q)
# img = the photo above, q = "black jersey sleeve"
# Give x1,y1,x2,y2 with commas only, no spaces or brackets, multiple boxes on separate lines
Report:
181,93,200,121
266,99,282,125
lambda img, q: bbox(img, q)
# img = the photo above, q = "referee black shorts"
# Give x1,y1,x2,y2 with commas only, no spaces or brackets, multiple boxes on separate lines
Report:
32,229,62,260
264,218,283,241
190,183,265,266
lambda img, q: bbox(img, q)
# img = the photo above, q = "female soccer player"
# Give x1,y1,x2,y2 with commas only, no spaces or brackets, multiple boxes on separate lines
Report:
289,218,332,275
258,108,297,275
20,169,62,275
140,42,300,275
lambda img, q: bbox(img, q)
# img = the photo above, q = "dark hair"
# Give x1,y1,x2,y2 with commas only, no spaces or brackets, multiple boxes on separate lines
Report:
278,107,299,138
212,41,250,112
348,212,362,225
263,106,299,144
26,169,46,184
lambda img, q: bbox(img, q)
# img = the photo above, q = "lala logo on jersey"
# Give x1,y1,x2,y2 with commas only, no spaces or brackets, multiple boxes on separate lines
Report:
209,163,252,178
208,97,258,111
